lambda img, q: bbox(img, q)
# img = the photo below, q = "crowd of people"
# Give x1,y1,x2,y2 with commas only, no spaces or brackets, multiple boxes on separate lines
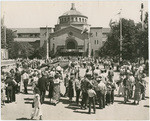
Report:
1,57,148,119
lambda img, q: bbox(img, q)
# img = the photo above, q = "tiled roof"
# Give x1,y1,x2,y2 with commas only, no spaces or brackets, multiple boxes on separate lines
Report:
10,28,40,33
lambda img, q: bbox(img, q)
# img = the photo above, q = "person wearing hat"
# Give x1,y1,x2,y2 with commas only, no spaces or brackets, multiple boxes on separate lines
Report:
87,84,96,114
107,67,114,83
80,73,91,109
5,73,16,103
31,73,39,93
37,71,48,104
22,70,29,94
48,75,54,103
75,76,81,105
68,73,74,102
31,93,42,120
52,74,62,106
97,76,106,109
81,73,93,109
128,72,135,98
1,75,6,105
64,74,69,97
123,71,132,104
15,68,21,93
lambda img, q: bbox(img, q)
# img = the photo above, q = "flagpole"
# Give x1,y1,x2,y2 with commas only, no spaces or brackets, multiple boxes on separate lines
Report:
140,3,144,30
46,26,49,59
88,32,91,58
119,9,123,64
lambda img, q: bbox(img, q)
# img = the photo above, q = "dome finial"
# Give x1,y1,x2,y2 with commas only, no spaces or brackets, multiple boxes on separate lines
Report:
71,3,76,10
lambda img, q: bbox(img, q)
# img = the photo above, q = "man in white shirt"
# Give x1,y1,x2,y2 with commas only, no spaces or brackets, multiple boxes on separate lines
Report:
97,77,106,109
87,85,96,114
22,71,29,94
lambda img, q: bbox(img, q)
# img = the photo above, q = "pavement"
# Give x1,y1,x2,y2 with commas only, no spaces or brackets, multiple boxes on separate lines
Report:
1,67,149,120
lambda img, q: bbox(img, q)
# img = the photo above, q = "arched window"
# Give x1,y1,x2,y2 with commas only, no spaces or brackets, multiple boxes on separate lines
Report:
82,18,84,22
71,17,74,21
76,17,77,21
79,18,81,22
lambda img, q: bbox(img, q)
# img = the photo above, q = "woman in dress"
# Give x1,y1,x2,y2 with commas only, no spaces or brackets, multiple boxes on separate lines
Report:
31,93,42,120
52,74,62,106
132,69,143,105
133,79,141,105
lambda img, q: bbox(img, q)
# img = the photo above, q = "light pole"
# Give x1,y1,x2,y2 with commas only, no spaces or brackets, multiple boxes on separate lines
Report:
88,32,91,58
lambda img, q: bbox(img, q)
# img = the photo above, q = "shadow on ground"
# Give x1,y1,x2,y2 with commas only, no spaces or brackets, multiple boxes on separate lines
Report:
118,102,136,106
59,98,70,104
73,110,90,114
25,102,33,104
144,105,149,108
43,101,55,106
24,98,33,101
16,117,35,120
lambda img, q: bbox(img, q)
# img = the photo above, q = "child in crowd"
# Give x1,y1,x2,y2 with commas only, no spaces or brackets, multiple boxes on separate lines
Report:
31,88,42,120
87,85,96,114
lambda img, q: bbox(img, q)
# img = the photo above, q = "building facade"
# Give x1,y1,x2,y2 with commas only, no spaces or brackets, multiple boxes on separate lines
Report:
48,3,110,56
11,3,110,57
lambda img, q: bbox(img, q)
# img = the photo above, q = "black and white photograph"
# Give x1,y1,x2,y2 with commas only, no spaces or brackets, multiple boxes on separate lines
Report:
1,0,149,120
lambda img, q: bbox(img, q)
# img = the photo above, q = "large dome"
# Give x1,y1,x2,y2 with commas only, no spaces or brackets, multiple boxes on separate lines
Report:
55,3,88,31
60,3,87,18
63,10,83,16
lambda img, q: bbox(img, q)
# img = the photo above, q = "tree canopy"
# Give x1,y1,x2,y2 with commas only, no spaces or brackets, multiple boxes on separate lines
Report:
8,41,34,59
99,12,148,62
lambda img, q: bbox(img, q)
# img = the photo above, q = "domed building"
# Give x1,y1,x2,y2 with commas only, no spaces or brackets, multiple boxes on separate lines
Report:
11,3,110,57
48,3,110,56
55,3,88,31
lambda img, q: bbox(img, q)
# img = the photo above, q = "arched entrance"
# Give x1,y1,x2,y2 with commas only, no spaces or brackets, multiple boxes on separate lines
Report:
66,39,77,49
67,41,76,49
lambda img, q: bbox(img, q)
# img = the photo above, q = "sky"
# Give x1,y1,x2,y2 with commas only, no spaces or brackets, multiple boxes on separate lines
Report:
1,0,148,28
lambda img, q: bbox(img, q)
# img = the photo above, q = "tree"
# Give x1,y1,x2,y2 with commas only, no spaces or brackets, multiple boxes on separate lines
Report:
99,18,144,61
136,12,148,61
31,41,47,59
1,27,15,49
9,42,34,59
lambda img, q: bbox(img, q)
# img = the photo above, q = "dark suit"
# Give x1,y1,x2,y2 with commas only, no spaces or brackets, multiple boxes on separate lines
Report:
38,76,48,104
15,72,21,93
5,78,15,103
